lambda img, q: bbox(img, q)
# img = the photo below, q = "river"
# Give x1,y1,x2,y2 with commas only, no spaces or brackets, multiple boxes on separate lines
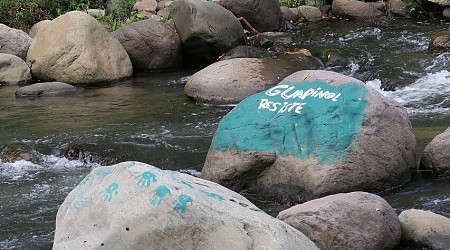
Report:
1,19,450,249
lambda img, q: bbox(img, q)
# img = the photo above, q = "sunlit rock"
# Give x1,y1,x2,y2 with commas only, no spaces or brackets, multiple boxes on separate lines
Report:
53,161,319,250
201,70,415,203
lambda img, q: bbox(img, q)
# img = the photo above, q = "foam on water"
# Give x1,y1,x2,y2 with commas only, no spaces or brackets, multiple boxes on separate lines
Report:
366,70,450,115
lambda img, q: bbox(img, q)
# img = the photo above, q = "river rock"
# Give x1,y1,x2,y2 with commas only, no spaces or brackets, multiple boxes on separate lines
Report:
27,11,133,85
201,70,415,203
444,7,450,20
332,0,385,20
15,82,77,98
0,143,41,164
297,6,322,22
133,0,158,18
398,209,450,250
53,161,319,250
420,127,450,176
280,7,299,21
185,55,322,104
428,0,450,6
321,49,352,67
219,0,284,32
389,0,409,17
428,31,450,52
0,53,32,85
29,20,51,38
0,24,32,60
170,0,245,60
112,19,182,72
277,192,401,250
219,45,272,61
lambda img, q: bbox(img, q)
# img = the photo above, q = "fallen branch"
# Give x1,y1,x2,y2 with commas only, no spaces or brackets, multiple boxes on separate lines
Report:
238,17,260,35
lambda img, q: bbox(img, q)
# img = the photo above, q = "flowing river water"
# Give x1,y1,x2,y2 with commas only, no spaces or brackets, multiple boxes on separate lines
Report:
1,19,450,249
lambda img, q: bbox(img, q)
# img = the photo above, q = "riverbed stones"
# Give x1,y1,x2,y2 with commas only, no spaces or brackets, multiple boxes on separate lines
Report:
420,127,450,176
185,56,322,104
27,11,133,85
398,209,450,250
0,53,32,85
277,192,402,250
112,19,182,72
428,31,450,52
0,24,32,60
15,82,77,98
219,0,284,32
53,161,319,250
201,70,415,203
170,0,245,60
332,0,385,20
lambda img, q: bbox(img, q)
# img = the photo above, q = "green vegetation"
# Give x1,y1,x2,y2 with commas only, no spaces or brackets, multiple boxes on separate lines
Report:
0,0,143,31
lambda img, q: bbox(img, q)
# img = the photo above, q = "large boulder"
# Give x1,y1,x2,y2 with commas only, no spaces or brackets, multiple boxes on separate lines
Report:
420,127,450,176
297,6,322,22
332,0,385,20
201,70,415,203
15,82,77,98
0,24,32,60
185,55,323,104
219,0,284,32
29,20,51,38
398,209,450,250
0,53,32,85
428,31,450,52
132,0,158,18
27,11,133,85
170,0,245,60
112,19,182,72
277,192,402,250
428,0,450,6
53,161,319,250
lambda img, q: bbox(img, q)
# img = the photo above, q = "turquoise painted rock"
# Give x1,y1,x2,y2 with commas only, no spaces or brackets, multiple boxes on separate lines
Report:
53,161,319,250
202,70,416,203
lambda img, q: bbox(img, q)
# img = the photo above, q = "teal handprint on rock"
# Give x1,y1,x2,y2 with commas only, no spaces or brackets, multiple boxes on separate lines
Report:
116,161,136,175
173,194,193,214
150,185,172,206
136,171,157,189
96,168,113,180
101,182,119,203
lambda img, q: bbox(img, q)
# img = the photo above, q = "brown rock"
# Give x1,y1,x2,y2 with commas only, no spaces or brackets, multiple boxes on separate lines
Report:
429,31,450,52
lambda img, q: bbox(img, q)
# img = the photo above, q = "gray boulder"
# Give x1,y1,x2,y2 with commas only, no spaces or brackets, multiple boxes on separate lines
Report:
27,11,133,85
112,19,182,72
185,55,323,104
170,0,245,60
201,70,415,203
277,192,402,250
132,0,158,18
420,127,450,176
280,7,299,21
0,143,41,164
219,0,284,32
15,82,77,98
398,209,450,250
29,20,51,39
0,53,31,85
332,0,385,20
444,7,450,20
218,45,272,61
0,24,32,60
297,6,322,22
53,161,319,250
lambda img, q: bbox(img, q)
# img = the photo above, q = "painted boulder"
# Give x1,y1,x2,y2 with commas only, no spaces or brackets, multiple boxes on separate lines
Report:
53,161,319,250
201,70,415,203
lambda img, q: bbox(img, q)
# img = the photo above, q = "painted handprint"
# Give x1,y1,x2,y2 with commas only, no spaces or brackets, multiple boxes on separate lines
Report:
101,182,119,203
173,194,193,214
150,185,172,206
96,168,113,180
116,161,136,175
136,171,157,189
